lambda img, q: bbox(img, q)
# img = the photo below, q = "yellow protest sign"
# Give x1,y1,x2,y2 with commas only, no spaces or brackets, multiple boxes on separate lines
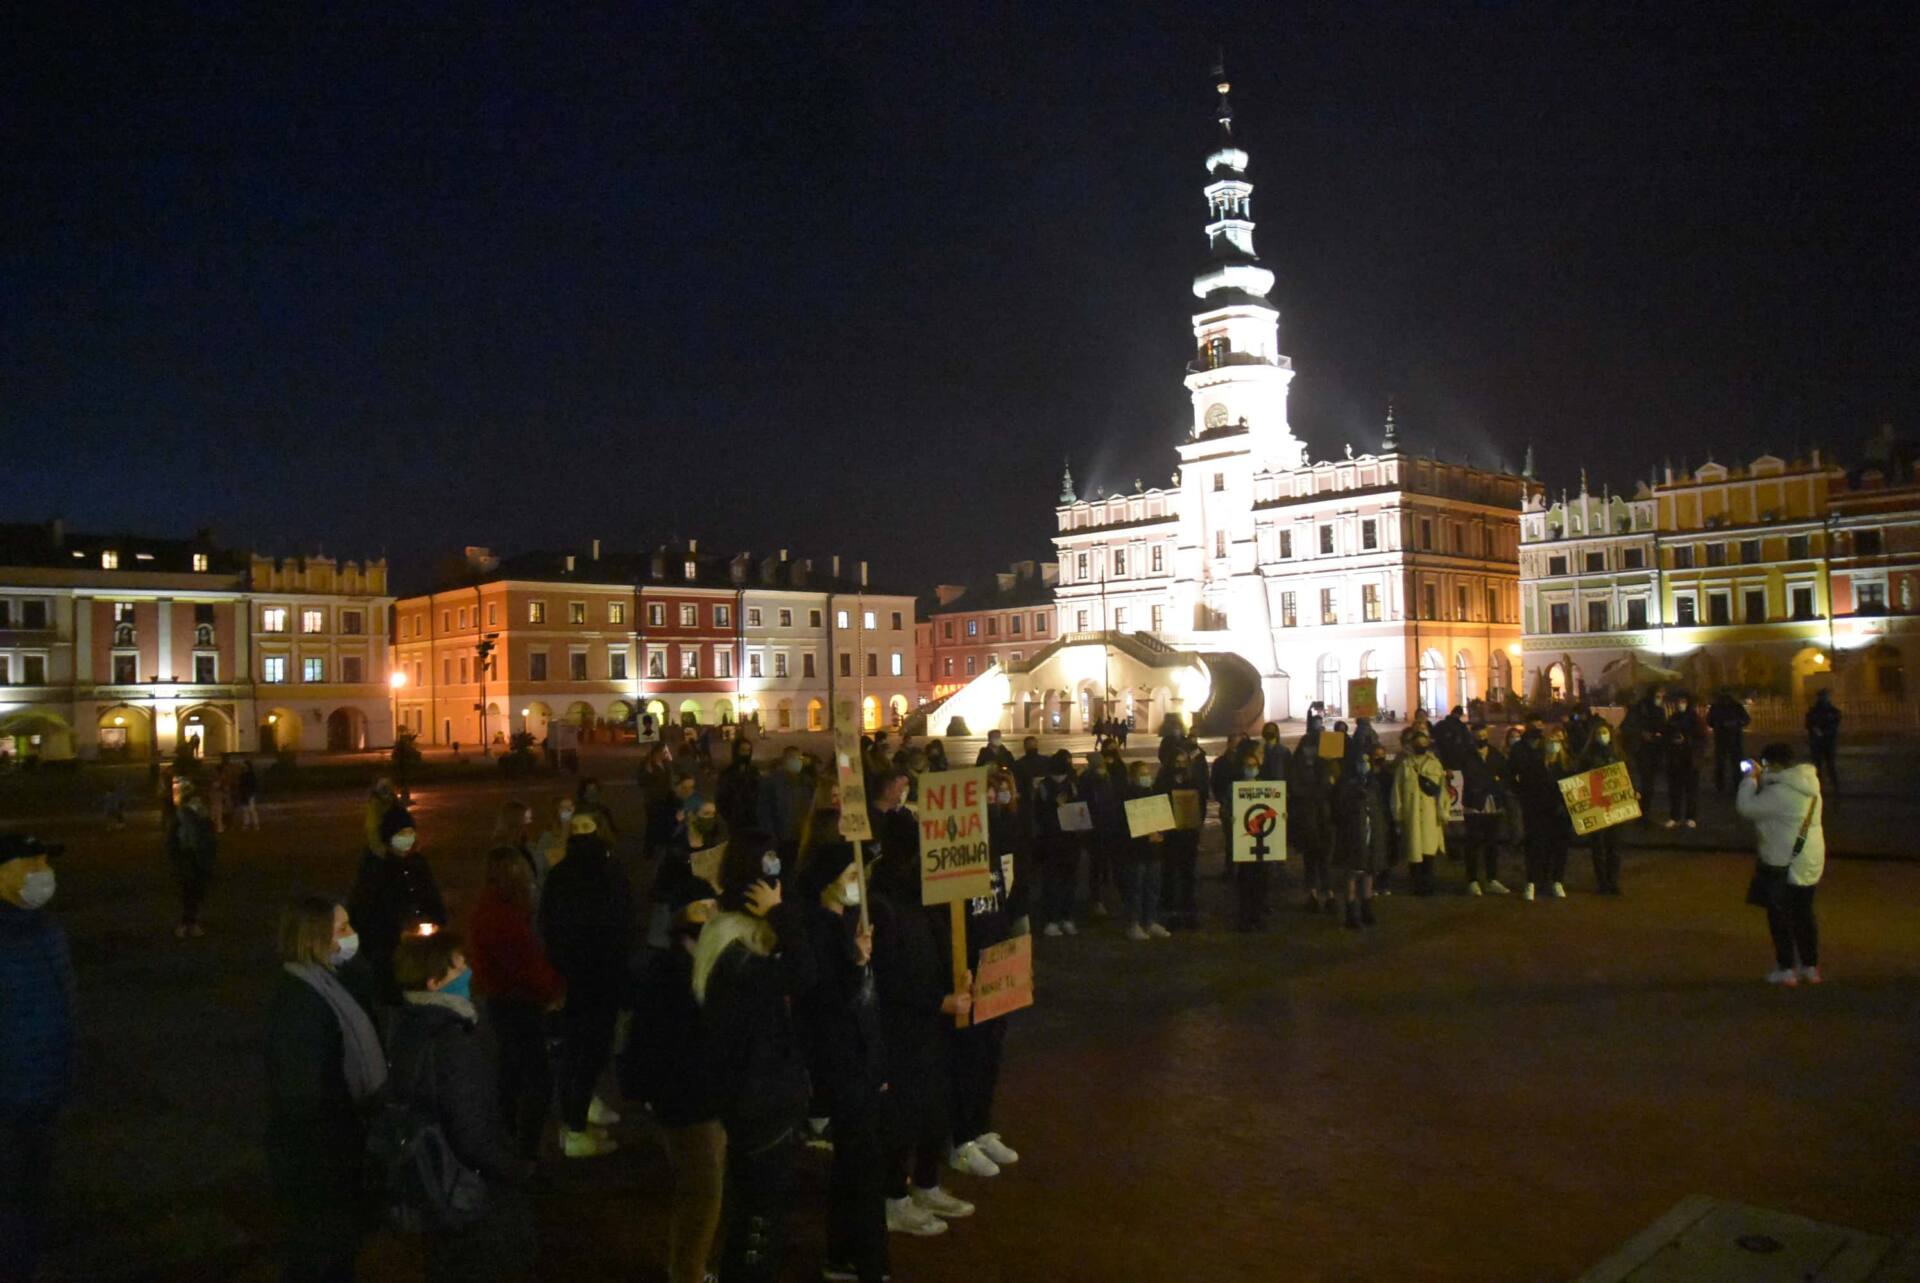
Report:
1559,762,1641,835
917,767,993,905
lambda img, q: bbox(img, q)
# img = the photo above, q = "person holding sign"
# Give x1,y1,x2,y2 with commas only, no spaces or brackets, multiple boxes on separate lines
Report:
1122,761,1172,940
1153,751,1198,933
1514,729,1575,900
1575,722,1631,894
1390,731,1448,897
1031,751,1084,938
947,779,1023,1179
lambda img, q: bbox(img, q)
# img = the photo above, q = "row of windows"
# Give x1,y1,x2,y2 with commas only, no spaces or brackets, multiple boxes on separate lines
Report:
411,602,907,636
256,654,366,684
942,612,1051,641
942,651,1027,678
1536,532,1859,577
259,606,366,635
0,654,48,685
414,647,907,685
91,550,211,572
1544,585,1825,634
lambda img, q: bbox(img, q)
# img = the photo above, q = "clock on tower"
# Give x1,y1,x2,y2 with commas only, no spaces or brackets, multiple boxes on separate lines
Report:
1204,402,1230,430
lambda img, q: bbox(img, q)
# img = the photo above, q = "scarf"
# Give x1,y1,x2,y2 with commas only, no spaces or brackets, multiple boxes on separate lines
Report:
402,989,478,1023
284,963,387,1105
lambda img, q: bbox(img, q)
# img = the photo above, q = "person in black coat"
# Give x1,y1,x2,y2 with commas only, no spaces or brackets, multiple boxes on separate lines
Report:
166,785,219,938
793,829,890,1283
1076,749,1120,921
1663,696,1707,828
537,813,631,1156
1576,723,1631,894
714,739,764,839
1289,739,1338,912
266,894,384,1283
1030,751,1084,936
1331,755,1389,927
974,730,1016,772
385,932,534,1282
1707,691,1752,795
693,835,818,1283
1458,728,1514,895
1152,752,1197,932
948,792,1020,1177
1515,730,1576,899
344,806,447,1008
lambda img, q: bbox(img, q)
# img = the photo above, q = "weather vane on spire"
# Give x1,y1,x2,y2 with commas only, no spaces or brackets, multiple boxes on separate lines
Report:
1212,48,1233,130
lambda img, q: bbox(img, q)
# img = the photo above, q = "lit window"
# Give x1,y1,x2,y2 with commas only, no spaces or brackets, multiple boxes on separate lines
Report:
262,656,288,683
191,553,209,572
775,652,791,677
609,602,626,625
681,649,700,678
862,610,876,630
890,652,903,676
749,652,764,678
680,604,697,626
302,609,325,634
747,608,763,627
101,551,119,569
837,610,850,629
649,603,665,627
648,649,667,677
715,605,732,628
1152,545,1164,573
777,608,793,627
1076,610,1090,631
528,601,547,624
302,656,326,683
569,602,587,624
261,607,288,634
684,560,697,579
715,650,732,678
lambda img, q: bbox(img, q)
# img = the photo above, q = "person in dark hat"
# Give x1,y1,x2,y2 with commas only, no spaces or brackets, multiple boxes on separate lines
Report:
0,834,75,1283
345,805,448,1007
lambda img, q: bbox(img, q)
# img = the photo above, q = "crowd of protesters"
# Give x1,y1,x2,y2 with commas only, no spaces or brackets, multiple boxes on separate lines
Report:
0,683,1846,1283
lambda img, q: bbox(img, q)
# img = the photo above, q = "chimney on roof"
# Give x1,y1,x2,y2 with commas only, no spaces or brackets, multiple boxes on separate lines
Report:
859,560,869,587
592,538,601,561
831,555,841,577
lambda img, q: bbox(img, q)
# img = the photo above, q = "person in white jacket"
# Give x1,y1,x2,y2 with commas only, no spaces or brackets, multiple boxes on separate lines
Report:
1733,743,1825,986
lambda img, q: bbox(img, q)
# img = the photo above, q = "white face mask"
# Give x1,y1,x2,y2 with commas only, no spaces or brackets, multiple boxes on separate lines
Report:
18,869,56,910
557,808,575,823
388,832,417,853
332,931,360,966
840,879,861,907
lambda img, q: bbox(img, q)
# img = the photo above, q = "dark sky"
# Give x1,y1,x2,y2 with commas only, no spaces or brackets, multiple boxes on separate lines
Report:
9,2,1916,594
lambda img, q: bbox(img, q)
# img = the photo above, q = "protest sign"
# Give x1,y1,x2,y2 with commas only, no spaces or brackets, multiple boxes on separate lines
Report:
833,724,873,841
1347,677,1379,719
917,767,993,905
690,841,725,891
972,935,1035,1024
1125,793,1177,837
1559,762,1641,835
1317,730,1347,761
1171,789,1202,830
1055,801,1093,832
1445,770,1466,822
1230,780,1288,862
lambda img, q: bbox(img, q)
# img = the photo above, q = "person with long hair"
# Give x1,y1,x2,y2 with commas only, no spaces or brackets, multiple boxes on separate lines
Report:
468,849,565,1162
1575,720,1630,894
264,895,383,1283
490,800,545,907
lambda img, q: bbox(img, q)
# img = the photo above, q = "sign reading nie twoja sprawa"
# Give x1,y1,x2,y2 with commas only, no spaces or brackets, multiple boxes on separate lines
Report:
917,767,993,905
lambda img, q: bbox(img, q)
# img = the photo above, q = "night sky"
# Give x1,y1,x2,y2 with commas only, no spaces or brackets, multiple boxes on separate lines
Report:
10,3,1915,594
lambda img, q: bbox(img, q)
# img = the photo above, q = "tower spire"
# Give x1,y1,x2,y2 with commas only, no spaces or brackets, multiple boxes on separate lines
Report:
1383,397,1399,452
1058,457,1077,504
1522,443,1536,480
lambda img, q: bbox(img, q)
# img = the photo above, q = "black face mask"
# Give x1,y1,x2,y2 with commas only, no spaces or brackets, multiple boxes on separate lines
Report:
1475,739,1490,749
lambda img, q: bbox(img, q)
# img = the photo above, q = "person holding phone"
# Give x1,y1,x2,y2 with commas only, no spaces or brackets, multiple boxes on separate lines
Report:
1735,744,1826,986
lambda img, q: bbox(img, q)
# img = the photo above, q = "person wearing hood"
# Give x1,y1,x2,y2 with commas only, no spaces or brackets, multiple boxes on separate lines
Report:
1735,744,1826,986
1031,749,1083,937
265,894,381,1283
573,777,619,842
793,817,892,1283
1515,728,1576,900
1575,721,1631,894
0,835,75,1283
716,738,764,837
1350,716,1381,760
363,777,398,859
1804,689,1843,785
1332,752,1388,927
166,782,219,939
865,786,977,1237
346,805,448,1007
537,811,630,1159
1391,731,1448,896
924,740,950,773
975,730,1016,772
694,833,818,1282
385,932,535,1280
468,849,565,1164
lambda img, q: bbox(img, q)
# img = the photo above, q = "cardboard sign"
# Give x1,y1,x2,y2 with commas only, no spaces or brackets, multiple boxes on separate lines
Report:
1230,780,1288,863
1445,770,1466,823
1559,762,1641,835
972,934,1034,1024
917,767,993,905
1317,730,1347,761
833,724,873,841
1348,677,1379,720
1055,801,1093,832
1124,793,1177,837
690,841,725,891
1171,788,1202,830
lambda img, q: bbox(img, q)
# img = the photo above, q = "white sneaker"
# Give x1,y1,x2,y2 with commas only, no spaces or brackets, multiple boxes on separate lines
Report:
910,1185,975,1219
1522,884,1536,902
1684,819,1697,829
1663,819,1678,829
1126,923,1149,942
1146,922,1172,939
1551,882,1567,899
1468,881,1484,897
1798,965,1823,985
587,1097,622,1127
563,1128,619,1158
975,1132,1019,1165
1042,922,1063,938
885,1196,949,1236
1487,879,1511,895
1766,968,1800,987
1060,920,1078,936
948,1141,1001,1178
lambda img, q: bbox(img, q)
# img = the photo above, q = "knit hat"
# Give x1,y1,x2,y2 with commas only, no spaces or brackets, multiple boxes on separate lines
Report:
378,806,416,842
0,833,63,866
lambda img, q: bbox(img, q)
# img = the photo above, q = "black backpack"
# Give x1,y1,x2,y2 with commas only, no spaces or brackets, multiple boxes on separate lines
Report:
364,1035,487,1232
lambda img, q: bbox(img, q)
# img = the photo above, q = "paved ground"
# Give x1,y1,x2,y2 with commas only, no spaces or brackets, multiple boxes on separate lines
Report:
18,753,1920,1282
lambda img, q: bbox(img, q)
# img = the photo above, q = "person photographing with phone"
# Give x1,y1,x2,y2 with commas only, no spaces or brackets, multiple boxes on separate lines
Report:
1734,743,1826,987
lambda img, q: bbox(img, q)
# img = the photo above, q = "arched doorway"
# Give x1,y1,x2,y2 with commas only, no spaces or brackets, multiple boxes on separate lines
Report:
563,701,595,728
888,694,908,727
776,698,794,730
1546,661,1584,702
1490,651,1513,703
806,699,825,732
177,705,232,757
1316,654,1342,714
643,699,668,732
712,697,735,725
1,710,74,761
486,703,504,745
260,707,303,753
1418,649,1445,716
1454,649,1476,708
606,700,632,728
678,699,703,726
1789,647,1831,703
520,701,552,741
861,695,881,732
326,707,367,752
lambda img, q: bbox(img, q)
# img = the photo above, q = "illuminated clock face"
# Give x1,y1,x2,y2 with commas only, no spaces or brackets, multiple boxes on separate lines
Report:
1204,402,1230,429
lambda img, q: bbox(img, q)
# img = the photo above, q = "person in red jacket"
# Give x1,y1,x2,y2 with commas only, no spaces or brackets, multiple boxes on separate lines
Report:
468,848,567,1162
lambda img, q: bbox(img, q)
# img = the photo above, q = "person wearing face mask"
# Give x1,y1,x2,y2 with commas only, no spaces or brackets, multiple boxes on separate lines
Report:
491,799,546,907
346,806,448,1007
1124,761,1173,940
538,811,631,1159
0,835,74,1283
1459,727,1513,895
574,777,620,842
1663,694,1707,829
1391,733,1448,895
535,795,577,878
1032,750,1084,937
1515,731,1576,900
760,749,815,859
1289,735,1339,913
1575,720,1630,894
947,777,1020,1183
924,739,950,773
716,738,763,837
264,893,381,1283
975,730,1016,773
468,850,566,1164
695,836,819,1282
986,767,1035,935
1232,741,1274,930
166,782,220,939
386,932,536,1280
1077,750,1121,921
1332,752,1387,926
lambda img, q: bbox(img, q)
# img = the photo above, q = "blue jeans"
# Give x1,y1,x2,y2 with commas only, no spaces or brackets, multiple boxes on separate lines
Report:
1122,857,1163,927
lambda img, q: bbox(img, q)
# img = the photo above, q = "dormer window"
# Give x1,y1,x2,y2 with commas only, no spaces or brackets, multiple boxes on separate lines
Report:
684,560,697,580
100,551,119,569
192,553,209,572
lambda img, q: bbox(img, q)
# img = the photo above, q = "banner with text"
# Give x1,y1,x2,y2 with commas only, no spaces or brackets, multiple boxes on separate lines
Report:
972,934,1035,1024
833,725,873,841
918,767,994,905
1559,762,1641,835
1347,677,1379,720
1230,780,1289,863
